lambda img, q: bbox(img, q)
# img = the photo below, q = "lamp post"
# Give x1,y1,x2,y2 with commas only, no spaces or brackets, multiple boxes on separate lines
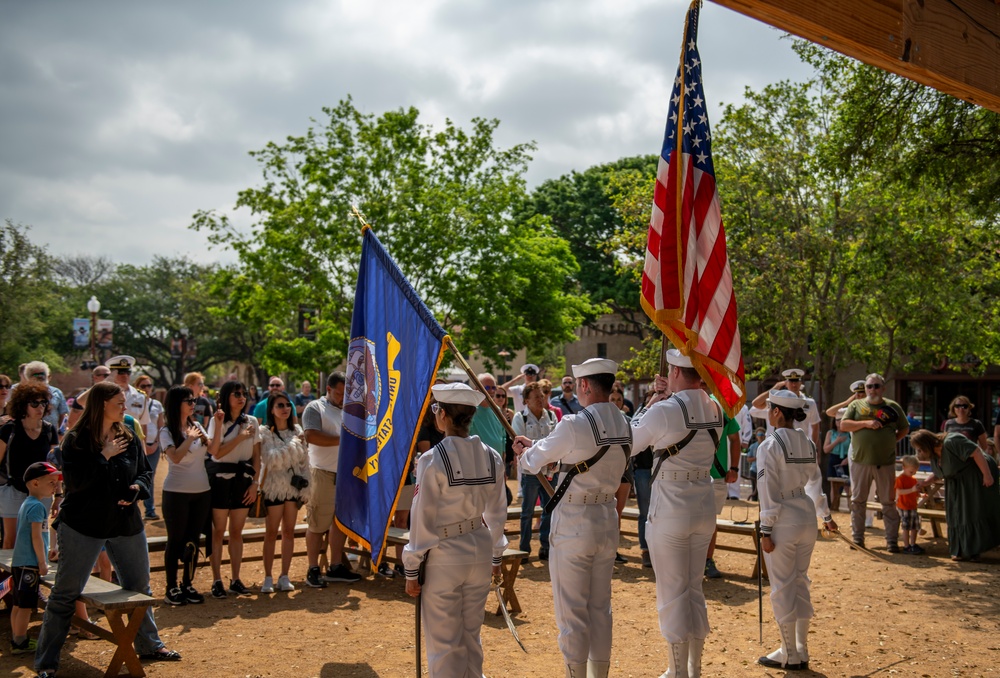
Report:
87,296,101,364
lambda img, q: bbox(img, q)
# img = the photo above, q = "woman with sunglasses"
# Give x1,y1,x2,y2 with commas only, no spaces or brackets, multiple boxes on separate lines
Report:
206,380,261,599
258,390,307,592
35,382,178,678
403,383,508,678
0,381,59,548
158,386,212,605
134,375,164,520
942,395,988,452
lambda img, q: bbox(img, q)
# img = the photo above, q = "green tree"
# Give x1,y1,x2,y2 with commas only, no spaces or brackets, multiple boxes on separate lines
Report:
520,156,658,338
0,220,66,372
193,98,594,374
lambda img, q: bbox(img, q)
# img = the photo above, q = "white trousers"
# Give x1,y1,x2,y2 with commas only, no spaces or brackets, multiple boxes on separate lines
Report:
549,503,619,665
762,521,817,625
647,509,715,643
421,532,492,678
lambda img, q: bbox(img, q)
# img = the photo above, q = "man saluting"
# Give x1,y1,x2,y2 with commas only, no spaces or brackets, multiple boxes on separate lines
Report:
513,358,631,678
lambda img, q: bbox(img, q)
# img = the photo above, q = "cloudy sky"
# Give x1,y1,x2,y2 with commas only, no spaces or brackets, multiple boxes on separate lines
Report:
1,0,813,266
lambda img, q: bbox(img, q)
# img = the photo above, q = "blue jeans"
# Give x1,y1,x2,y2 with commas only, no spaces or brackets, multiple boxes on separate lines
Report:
144,450,161,516
519,473,557,554
633,468,652,551
35,523,164,673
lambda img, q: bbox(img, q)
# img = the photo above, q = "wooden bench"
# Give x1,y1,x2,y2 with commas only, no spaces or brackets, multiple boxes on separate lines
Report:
620,507,768,578
866,501,947,538
146,524,309,572
1,549,157,678
380,527,529,616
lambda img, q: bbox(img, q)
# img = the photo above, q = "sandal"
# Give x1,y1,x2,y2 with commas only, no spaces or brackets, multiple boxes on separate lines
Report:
141,648,182,661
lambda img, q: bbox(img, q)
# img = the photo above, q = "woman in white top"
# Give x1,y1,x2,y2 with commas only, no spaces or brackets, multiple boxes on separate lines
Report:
402,383,508,678
158,385,212,606
258,391,310,593
205,380,261,599
756,390,838,671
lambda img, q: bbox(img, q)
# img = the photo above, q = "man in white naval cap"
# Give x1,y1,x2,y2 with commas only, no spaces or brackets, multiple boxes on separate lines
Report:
749,368,819,451
74,355,150,428
630,348,724,678
513,358,630,678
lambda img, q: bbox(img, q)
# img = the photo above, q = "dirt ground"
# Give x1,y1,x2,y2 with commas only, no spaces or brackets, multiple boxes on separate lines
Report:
3,475,1000,678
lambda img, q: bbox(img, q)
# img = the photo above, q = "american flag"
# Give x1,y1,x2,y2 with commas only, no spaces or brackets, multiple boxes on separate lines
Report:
640,0,745,416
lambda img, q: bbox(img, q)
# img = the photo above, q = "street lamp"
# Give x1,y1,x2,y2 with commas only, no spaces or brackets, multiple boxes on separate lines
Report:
87,296,101,363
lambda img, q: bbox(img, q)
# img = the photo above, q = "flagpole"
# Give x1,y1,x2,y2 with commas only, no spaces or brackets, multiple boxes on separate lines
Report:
659,1,698,378
443,336,555,498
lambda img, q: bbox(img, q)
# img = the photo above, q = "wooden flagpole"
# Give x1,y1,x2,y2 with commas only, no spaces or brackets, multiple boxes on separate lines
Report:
444,337,555,498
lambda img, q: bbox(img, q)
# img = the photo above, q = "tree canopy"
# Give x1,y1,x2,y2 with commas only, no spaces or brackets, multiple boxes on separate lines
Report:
193,98,595,375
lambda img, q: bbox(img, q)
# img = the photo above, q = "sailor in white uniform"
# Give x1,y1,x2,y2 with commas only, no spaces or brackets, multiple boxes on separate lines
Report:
513,358,630,678
403,383,508,678
748,368,820,450
756,390,838,671
630,349,723,678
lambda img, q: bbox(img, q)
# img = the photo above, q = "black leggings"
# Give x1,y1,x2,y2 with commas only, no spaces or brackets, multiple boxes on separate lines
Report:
162,489,211,589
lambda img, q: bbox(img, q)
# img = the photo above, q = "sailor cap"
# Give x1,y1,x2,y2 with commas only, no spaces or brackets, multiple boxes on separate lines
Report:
431,383,485,407
571,358,618,379
767,389,807,409
665,349,693,368
781,368,805,379
105,355,136,371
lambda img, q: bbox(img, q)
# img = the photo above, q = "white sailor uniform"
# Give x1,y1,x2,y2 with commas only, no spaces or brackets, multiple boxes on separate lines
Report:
631,389,722,670
757,427,832,667
749,394,819,439
402,435,508,678
518,402,630,671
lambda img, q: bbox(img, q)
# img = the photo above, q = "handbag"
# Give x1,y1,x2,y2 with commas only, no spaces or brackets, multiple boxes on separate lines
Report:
248,466,268,518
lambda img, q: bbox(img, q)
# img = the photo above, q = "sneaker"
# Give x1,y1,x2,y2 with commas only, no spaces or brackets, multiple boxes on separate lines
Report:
260,576,274,594
323,563,362,583
641,550,652,568
144,512,159,521
12,637,37,655
306,566,327,588
184,585,204,604
229,579,252,596
615,552,627,564
277,575,295,592
164,587,186,606
704,558,722,579
394,564,405,578
211,580,227,599
886,543,901,554
377,563,396,579
906,544,926,555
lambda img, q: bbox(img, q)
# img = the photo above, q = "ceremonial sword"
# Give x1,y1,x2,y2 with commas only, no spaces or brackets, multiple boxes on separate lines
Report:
493,572,527,652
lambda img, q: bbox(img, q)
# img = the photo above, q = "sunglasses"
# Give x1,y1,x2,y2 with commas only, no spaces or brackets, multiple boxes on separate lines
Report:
269,384,282,389
865,384,882,389
954,403,969,409
494,393,506,399
274,402,292,409
562,381,573,386
0,384,10,390
28,400,49,408
137,382,152,389
182,398,197,405
114,369,132,375
483,385,496,392
786,378,801,383
232,391,247,398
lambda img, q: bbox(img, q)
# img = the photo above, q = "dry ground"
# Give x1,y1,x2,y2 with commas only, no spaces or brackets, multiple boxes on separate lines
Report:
3,477,999,678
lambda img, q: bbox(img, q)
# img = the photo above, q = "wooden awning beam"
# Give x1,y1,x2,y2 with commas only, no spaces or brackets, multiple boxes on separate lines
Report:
709,0,1000,113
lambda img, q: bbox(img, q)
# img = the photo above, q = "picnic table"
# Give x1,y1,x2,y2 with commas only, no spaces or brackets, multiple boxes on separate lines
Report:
1,549,157,678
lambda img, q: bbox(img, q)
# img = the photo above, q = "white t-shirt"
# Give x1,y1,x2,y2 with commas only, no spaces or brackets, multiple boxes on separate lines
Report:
302,396,342,472
145,399,163,446
206,415,259,478
159,423,211,493
508,384,526,412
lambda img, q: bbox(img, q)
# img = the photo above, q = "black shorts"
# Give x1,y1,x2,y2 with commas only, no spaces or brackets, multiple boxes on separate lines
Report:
11,566,41,610
263,496,296,508
210,473,254,511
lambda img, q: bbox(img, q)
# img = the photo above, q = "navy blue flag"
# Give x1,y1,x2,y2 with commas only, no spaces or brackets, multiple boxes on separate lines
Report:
335,227,447,566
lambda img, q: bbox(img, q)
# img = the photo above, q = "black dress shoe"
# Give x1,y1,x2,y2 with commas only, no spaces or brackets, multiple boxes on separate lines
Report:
758,655,805,670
